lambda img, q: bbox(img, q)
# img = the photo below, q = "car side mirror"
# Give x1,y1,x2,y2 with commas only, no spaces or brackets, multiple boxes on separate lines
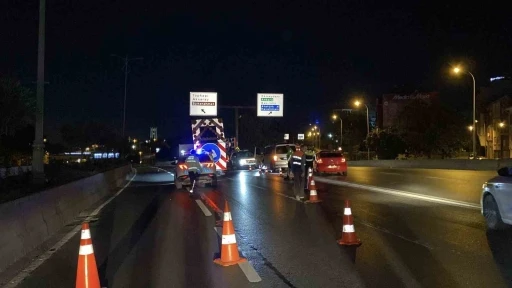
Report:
497,167,510,176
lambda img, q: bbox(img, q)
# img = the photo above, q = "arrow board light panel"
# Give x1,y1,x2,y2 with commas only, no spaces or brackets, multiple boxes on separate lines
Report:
257,93,283,117
190,92,218,116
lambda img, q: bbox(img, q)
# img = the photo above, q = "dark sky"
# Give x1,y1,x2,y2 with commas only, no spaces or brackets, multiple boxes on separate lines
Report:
2,1,512,143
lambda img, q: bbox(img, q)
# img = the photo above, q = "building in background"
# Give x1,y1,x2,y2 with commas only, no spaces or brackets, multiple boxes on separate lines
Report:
478,76,512,159
150,127,158,141
376,91,438,129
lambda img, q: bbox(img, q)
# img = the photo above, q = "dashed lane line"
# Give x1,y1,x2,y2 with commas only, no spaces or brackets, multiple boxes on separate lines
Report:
4,169,138,288
195,200,213,216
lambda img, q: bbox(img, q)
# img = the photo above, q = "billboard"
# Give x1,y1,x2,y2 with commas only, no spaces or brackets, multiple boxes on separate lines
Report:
381,92,438,128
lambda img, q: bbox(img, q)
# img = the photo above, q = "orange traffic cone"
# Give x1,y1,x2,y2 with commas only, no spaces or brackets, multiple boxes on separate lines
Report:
76,222,101,288
214,200,247,266
306,176,322,203
307,167,313,189
337,200,361,246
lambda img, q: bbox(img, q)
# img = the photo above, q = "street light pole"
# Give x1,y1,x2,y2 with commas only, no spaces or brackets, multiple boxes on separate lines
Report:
111,54,143,140
470,72,476,159
364,104,369,160
32,0,46,185
340,119,343,148
453,67,477,159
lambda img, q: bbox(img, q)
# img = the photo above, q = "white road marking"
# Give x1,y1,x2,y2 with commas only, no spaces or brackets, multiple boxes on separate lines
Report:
238,261,262,283
213,228,261,283
4,170,137,288
195,200,212,216
314,177,481,209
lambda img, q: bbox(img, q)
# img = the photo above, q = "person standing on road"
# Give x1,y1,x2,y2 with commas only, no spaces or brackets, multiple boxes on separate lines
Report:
186,150,202,195
285,146,294,180
290,145,306,201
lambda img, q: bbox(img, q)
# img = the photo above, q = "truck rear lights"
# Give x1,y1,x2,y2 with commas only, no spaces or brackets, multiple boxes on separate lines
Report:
341,158,346,162
179,164,188,169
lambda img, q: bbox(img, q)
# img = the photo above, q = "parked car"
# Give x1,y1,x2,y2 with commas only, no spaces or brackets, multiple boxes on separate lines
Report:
262,144,299,173
174,152,217,190
481,167,512,230
314,150,347,176
228,150,257,170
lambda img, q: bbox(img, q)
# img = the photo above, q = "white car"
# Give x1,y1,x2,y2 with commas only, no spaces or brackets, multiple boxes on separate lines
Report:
481,167,512,230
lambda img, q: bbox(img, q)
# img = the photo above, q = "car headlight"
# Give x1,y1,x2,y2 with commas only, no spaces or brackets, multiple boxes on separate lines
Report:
239,159,246,165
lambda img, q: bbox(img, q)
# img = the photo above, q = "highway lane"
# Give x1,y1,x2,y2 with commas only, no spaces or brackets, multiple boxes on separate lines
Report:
8,167,365,288
323,166,497,204
247,171,511,288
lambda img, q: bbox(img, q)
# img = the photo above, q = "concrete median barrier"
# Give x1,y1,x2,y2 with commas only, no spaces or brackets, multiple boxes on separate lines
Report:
348,159,512,171
0,164,132,274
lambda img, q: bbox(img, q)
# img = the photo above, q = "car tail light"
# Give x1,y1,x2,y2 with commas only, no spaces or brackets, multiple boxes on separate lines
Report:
204,162,214,168
179,164,188,169
273,155,277,161
317,158,323,164
341,158,346,162
209,174,214,177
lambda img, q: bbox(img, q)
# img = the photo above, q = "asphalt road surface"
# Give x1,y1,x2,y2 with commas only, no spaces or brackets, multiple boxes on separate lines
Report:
4,166,511,288
333,166,497,204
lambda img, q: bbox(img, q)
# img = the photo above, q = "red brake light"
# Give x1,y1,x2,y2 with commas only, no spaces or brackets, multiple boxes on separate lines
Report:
179,164,188,169
341,158,346,162
317,158,323,164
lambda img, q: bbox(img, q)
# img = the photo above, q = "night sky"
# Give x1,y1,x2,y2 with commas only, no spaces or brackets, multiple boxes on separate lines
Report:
2,1,511,144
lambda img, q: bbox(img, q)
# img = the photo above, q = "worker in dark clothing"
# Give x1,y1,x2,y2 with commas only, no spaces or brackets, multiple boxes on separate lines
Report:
186,150,202,194
290,144,306,201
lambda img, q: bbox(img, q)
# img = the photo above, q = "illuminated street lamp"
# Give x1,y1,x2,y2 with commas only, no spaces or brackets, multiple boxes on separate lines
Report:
328,133,333,138
453,65,477,158
468,125,473,131
332,114,343,148
499,122,506,128
354,100,370,160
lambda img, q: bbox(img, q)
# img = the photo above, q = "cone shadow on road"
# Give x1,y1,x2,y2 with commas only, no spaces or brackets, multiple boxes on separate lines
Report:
95,188,167,288
486,228,512,283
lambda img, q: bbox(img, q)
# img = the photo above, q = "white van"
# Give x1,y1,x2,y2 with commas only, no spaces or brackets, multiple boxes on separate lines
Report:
262,144,299,173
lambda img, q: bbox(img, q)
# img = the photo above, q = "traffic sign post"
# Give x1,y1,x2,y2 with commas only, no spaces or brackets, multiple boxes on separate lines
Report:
201,143,221,163
257,93,283,117
284,134,289,140
190,92,218,116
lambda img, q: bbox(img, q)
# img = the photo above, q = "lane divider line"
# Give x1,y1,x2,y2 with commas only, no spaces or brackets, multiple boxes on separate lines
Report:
195,200,212,216
4,169,138,288
314,177,481,209
213,227,261,283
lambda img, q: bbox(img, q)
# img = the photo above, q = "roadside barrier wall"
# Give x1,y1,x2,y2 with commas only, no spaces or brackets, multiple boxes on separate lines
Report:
0,164,133,274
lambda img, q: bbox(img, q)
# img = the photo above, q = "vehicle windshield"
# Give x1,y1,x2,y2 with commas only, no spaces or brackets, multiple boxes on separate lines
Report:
318,152,343,158
276,145,295,154
235,151,254,158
